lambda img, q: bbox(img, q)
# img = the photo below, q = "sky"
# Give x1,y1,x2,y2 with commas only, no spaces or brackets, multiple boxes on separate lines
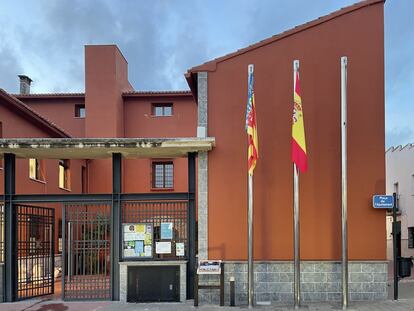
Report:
0,0,412,148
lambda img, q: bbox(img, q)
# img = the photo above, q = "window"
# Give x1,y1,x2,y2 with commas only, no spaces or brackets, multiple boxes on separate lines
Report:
152,161,174,189
152,103,172,117
59,159,70,189
409,227,414,248
29,158,44,181
75,104,86,118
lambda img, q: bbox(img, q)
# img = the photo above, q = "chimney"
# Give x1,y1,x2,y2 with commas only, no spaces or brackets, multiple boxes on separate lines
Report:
18,75,32,94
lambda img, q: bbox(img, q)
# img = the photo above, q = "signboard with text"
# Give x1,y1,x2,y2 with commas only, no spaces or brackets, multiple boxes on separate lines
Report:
372,195,394,209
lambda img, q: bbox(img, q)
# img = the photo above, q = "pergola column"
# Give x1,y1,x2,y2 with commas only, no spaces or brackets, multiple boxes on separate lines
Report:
187,152,196,299
4,153,17,302
111,153,122,300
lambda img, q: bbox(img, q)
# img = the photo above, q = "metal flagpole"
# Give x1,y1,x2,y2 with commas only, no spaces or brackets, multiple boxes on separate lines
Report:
293,164,300,309
293,60,301,309
247,63,255,308
248,173,254,307
341,56,349,310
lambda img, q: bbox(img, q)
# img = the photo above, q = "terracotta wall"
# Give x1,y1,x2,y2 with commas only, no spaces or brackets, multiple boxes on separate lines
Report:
20,97,86,137
85,45,132,138
84,45,133,193
122,95,196,193
205,3,385,260
0,102,85,249
123,95,196,138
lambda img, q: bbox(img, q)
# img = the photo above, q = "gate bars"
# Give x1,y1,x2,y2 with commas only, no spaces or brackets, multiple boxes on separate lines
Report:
17,204,54,300
63,203,111,300
3,152,197,302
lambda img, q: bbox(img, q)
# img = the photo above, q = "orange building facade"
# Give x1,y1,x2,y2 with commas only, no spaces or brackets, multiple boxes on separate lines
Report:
1,0,387,305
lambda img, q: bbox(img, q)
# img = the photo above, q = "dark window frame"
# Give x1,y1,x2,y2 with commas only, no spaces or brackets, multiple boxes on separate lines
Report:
409,227,414,249
151,160,174,190
152,103,173,117
75,104,86,118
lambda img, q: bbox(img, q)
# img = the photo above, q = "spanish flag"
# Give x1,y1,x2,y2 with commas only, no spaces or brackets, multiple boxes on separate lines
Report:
291,69,307,172
246,64,258,175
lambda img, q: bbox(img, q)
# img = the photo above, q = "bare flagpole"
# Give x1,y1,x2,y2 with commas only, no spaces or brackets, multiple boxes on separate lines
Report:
247,64,255,308
341,56,349,310
293,59,301,309
248,173,254,307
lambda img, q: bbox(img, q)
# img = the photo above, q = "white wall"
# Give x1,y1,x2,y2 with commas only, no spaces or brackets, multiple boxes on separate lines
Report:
386,145,414,258
386,145,414,228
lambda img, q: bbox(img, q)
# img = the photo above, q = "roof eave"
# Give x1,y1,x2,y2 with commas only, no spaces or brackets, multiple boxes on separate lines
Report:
0,89,71,138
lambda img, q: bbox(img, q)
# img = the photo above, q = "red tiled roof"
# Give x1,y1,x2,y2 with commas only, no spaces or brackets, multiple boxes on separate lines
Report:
122,90,192,97
0,89,71,138
12,90,193,99
14,93,84,99
186,0,384,76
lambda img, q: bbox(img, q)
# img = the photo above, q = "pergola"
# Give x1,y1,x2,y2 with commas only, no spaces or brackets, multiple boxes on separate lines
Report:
0,137,215,302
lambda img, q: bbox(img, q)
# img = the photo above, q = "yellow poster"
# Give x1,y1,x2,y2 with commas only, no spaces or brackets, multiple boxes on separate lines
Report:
136,224,146,233
144,233,152,245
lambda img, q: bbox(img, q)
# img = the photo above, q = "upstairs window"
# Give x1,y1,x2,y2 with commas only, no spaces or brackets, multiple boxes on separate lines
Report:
152,161,174,189
409,227,414,249
59,159,71,190
75,104,86,118
29,158,45,181
152,103,172,117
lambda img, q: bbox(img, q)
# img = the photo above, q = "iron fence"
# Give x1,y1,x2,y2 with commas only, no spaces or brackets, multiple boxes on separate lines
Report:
63,203,111,300
16,204,54,300
0,203,3,263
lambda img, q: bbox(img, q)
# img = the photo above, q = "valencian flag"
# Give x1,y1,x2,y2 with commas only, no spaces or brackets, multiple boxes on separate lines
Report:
291,70,307,172
246,65,258,175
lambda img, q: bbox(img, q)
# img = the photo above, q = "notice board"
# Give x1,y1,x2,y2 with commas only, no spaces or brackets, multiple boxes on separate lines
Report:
123,223,153,258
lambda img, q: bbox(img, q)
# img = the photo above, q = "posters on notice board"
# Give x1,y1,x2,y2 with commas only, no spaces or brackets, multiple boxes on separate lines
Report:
160,222,173,240
176,242,185,257
123,223,153,258
156,241,171,254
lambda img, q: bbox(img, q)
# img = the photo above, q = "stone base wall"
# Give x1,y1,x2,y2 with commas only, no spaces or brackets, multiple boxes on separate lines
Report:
197,261,387,305
0,264,3,302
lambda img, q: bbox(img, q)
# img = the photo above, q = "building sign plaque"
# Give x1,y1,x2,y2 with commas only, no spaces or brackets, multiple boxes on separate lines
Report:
372,195,394,209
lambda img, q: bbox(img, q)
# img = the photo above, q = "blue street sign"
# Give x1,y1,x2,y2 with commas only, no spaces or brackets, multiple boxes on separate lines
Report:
372,195,394,208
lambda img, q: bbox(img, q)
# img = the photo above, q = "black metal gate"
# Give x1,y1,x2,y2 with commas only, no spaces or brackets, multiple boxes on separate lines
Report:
63,203,111,300
17,204,54,300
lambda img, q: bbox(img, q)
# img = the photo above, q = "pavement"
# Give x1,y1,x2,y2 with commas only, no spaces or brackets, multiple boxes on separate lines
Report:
2,298,414,311
3,277,414,311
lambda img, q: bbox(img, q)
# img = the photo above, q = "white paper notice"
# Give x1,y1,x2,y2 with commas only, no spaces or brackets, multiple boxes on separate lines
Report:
123,232,137,241
156,242,171,254
176,243,185,257
144,245,152,257
135,233,145,241
123,249,135,257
